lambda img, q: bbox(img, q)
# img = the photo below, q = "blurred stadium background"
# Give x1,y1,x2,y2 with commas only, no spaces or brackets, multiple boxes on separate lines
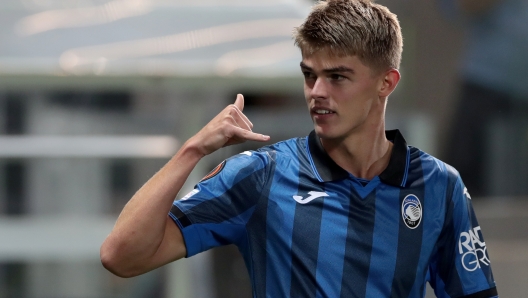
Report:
0,0,526,297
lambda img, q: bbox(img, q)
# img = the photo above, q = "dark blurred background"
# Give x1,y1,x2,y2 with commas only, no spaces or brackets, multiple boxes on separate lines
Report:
0,0,526,297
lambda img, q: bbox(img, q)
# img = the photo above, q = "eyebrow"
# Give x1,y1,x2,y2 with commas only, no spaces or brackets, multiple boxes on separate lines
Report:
300,62,355,74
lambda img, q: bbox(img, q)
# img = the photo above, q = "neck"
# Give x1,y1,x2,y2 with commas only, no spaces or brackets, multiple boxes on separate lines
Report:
320,121,392,180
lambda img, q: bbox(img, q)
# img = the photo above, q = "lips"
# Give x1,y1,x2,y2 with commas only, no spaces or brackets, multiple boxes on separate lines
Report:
314,109,334,114
311,107,335,115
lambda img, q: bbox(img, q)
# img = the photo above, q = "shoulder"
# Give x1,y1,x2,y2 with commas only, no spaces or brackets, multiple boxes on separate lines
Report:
218,136,307,175
252,135,308,163
256,136,307,154
407,147,462,195
409,146,460,180
409,146,464,200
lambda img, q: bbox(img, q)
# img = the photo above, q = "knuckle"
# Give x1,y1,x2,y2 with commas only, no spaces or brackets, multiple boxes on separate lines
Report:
222,114,234,122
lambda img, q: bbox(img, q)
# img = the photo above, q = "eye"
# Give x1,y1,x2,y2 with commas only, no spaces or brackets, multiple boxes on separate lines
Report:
303,71,316,80
330,74,346,81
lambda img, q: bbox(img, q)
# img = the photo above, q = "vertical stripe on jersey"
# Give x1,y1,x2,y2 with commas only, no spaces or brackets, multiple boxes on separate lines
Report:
184,158,269,226
467,200,495,288
364,184,401,297
463,181,495,290
289,193,325,297
314,182,350,298
264,193,297,298
289,138,326,298
435,169,464,296
340,189,377,298
390,148,425,298
262,145,300,298
244,150,277,298
408,153,450,296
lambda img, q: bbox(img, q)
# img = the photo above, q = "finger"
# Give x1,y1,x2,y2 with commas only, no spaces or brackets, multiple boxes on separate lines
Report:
228,95,253,130
230,115,251,132
234,94,244,112
232,126,270,142
230,106,253,130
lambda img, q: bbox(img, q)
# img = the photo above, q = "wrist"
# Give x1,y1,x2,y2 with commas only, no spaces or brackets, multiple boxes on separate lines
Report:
178,138,207,161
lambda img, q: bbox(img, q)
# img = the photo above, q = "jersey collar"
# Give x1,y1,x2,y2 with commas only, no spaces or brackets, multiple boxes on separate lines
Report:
307,129,410,187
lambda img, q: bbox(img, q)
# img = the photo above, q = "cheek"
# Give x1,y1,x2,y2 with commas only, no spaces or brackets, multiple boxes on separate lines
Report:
348,83,378,104
339,89,371,115
303,84,311,101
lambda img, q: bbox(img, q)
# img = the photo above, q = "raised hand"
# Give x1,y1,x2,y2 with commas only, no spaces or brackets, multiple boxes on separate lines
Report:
188,94,270,156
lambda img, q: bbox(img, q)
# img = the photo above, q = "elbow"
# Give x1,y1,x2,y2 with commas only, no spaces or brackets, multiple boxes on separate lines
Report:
100,240,139,278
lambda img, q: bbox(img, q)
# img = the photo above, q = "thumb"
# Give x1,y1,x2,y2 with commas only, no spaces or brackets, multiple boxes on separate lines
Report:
234,94,244,111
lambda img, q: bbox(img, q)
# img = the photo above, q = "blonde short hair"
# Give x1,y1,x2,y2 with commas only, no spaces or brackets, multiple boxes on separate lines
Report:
293,0,403,72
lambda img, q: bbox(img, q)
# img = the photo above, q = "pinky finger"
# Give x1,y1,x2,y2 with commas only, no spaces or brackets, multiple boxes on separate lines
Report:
234,127,270,142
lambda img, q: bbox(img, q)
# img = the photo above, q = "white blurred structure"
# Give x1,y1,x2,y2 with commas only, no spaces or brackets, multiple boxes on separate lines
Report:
0,0,309,78
0,1,312,297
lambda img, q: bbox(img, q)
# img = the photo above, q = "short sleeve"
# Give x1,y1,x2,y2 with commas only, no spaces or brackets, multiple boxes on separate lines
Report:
168,150,270,257
429,175,498,297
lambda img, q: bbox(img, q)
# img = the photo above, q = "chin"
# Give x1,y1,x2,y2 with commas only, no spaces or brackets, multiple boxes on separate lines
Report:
314,126,341,140
314,123,359,142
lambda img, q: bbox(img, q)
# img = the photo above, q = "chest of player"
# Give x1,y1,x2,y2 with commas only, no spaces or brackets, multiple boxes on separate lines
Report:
263,174,442,240
250,173,445,295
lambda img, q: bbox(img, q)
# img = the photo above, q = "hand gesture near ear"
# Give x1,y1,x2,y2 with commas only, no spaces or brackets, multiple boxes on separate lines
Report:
101,94,270,278
188,94,270,156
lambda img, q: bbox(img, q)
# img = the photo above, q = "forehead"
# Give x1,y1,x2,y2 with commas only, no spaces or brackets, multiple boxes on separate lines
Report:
301,49,371,72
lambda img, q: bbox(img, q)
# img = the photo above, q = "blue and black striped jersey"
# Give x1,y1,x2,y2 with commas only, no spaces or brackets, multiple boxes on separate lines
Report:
169,130,498,298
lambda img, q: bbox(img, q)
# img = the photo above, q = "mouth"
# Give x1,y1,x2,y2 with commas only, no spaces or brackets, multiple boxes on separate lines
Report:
312,108,336,115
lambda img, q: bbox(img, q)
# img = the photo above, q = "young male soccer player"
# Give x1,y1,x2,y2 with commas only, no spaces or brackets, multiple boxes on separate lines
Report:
101,0,498,297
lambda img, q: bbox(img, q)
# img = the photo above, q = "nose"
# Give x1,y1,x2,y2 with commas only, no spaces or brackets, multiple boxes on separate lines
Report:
310,77,328,99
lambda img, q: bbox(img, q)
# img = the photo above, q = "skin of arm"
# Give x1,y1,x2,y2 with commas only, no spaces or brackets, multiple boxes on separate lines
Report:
100,94,270,278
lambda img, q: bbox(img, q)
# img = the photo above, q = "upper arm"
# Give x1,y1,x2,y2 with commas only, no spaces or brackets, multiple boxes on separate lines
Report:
168,151,271,257
124,217,187,277
146,217,187,269
100,216,187,278
429,175,497,297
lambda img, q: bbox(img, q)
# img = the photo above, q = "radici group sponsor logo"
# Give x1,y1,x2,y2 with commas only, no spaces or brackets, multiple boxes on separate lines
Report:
459,226,490,271
401,194,422,229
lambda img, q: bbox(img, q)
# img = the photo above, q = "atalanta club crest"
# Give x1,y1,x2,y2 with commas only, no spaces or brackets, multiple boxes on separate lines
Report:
401,194,422,229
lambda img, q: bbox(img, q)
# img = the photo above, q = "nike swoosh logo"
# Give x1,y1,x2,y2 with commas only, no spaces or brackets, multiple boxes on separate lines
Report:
293,191,329,204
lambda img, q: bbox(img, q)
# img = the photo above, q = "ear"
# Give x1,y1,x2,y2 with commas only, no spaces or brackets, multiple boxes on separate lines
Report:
378,68,400,98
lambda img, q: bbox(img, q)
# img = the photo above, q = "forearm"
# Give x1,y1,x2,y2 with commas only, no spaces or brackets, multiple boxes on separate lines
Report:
101,140,203,276
100,94,269,277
